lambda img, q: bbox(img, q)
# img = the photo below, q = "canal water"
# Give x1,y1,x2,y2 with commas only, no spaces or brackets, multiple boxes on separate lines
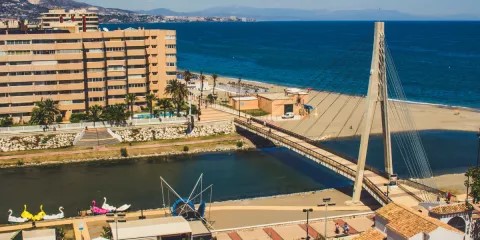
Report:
0,130,475,223
0,148,350,223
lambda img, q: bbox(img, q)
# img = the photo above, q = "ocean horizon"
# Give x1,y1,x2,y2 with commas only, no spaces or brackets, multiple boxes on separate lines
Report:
104,21,480,109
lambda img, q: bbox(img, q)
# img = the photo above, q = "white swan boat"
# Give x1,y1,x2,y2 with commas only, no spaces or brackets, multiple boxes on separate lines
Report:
102,197,131,212
8,209,28,223
43,207,64,220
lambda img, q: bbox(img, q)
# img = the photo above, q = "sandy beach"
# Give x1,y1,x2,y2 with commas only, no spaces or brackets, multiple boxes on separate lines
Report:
197,73,480,140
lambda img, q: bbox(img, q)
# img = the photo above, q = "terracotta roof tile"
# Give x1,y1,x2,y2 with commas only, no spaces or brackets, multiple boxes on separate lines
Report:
376,203,463,238
353,228,386,240
429,203,469,215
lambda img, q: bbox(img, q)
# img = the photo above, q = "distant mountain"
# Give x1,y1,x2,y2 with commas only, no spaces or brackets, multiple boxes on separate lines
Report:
140,5,480,21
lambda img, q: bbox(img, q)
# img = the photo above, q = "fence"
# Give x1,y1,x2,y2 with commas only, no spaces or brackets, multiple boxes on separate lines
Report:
0,116,188,134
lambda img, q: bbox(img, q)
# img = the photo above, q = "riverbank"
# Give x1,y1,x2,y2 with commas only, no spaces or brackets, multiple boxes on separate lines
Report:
0,133,254,168
198,72,480,139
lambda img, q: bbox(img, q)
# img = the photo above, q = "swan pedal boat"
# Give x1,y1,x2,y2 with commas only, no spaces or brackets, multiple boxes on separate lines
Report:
102,197,131,212
43,207,65,220
8,210,28,223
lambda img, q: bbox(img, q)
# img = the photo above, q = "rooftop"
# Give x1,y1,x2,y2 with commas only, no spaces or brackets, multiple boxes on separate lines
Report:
376,203,462,239
257,92,291,101
353,228,386,240
429,203,470,215
22,229,56,240
231,96,258,101
188,221,211,236
110,216,192,240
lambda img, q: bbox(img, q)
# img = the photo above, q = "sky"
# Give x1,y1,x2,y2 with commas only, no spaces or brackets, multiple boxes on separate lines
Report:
76,0,480,15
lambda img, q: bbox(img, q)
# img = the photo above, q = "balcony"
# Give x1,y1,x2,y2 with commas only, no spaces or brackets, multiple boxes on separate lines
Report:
58,103,85,111
56,63,84,71
127,49,146,56
88,82,105,88
86,62,105,69
86,52,104,59
107,71,126,77
108,89,127,96
107,60,126,66
55,53,83,61
106,52,125,58
129,87,147,93
57,73,84,81
83,42,104,49
128,59,146,65
105,41,125,48
55,43,83,50
126,41,146,47
0,106,34,114
127,78,147,84
107,80,126,86
128,68,146,75
87,91,106,98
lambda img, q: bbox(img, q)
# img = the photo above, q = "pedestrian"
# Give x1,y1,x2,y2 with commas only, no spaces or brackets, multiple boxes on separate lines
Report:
447,192,452,203
263,121,267,127
335,223,340,234
343,222,350,235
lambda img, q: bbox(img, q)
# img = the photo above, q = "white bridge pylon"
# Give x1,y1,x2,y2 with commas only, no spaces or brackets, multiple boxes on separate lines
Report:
352,22,393,203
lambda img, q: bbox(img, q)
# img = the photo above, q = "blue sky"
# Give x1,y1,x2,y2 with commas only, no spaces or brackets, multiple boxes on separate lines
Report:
76,0,480,15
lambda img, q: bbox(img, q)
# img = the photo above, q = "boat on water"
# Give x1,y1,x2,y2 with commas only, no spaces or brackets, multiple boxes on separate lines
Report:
7,210,27,223
43,207,64,220
91,200,109,215
102,197,131,212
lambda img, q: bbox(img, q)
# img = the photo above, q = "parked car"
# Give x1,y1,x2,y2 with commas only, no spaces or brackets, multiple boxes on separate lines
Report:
282,112,295,119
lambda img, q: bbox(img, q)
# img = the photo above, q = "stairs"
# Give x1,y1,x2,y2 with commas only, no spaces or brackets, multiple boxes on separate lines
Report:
75,128,120,147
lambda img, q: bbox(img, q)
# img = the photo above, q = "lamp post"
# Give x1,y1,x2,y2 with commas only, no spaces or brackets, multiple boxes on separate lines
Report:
302,208,313,240
384,183,390,198
106,212,126,240
237,78,242,117
318,198,336,239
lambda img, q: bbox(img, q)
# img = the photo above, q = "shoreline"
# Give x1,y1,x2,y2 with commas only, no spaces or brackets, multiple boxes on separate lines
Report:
190,70,480,112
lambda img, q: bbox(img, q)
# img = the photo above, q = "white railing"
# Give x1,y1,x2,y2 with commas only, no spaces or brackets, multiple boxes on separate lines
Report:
107,128,123,142
0,116,189,134
72,129,86,146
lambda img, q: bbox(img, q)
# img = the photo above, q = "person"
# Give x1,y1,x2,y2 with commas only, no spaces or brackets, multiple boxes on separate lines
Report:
447,192,452,204
343,222,350,235
335,223,340,234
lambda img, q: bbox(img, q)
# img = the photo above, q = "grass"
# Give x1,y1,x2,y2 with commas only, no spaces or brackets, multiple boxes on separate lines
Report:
0,134,250,167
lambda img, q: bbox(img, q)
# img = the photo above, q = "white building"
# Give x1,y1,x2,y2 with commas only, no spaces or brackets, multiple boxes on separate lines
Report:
354,203,464,240
40,9,99,32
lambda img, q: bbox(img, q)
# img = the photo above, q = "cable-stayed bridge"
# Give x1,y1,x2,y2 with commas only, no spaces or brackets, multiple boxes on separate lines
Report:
233,22,443,207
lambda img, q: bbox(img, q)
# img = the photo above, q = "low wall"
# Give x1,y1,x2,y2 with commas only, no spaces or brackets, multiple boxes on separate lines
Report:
0,133,78,152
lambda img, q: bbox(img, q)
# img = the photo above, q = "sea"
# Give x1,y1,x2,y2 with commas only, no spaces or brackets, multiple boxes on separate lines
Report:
103,21,480,109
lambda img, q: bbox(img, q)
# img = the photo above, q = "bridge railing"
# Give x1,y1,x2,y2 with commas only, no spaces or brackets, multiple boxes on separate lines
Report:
250,118,389,179
235,118,391,205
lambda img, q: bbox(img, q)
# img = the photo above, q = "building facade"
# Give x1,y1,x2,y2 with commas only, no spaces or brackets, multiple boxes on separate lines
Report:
0,28,177,122
40,9,99,32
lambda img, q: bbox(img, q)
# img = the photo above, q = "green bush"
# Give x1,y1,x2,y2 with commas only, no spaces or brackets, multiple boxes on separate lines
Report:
0,117,13,127
17,160,24,166
183,146,189,152
120,148,128,157
236,141,244,148
70,113,88,123
55,115,63,123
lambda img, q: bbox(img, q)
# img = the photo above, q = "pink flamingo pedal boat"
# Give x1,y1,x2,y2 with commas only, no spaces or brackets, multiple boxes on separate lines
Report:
91,200,109,215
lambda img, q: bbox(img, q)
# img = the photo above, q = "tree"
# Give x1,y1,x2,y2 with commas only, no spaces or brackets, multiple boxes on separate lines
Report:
69,113,88,123
145,93,158,118
183,70,193,83
88,105,103,127
165,79,188,117
124,93,137,119
0,117,13,127
212,73,218,96
466,167,480,203
207,94,216,105
101,104,128,126
30,98,60,126
157,98,173,117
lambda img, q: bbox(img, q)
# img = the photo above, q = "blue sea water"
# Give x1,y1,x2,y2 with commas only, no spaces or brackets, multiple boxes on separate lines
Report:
103,21,480,108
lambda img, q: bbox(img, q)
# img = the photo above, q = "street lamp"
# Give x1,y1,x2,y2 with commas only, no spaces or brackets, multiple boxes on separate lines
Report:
318,198,336,239
384,183,390,198
302,208,313,240
107,212,126,240
237,78,242,117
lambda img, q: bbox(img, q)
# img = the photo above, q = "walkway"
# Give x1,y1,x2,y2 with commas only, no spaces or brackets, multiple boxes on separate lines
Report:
75,128,119,147
234,117,429,207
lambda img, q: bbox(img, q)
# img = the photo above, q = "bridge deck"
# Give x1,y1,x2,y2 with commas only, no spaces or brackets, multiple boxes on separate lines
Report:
235,118,427,207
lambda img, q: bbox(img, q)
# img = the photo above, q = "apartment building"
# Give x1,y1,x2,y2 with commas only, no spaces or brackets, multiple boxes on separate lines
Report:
0,28,177,122
40,9,99,32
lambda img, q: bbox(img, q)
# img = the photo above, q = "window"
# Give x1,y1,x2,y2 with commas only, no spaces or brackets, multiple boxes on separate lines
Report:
108,85,125,90
107,66,125,71
87,49,103,53
32,39,55,44
58,70,81,74
9,61,32,66
166,54,176,58
89,97,104,102
6,40,30,45
8,51,30,55
127,65,145,69
166,62,175,67
166,44,176,49
57,49,82,54
128,83,146,88
107,76,125,81
56,39,80,43
88,78,104,82
166,71,177,76
165,35,176,40
33,50,55,55
106,47,124,52
88,88,104,92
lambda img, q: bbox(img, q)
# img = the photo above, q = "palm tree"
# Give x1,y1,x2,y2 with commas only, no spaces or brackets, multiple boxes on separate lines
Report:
212,74,218,96
145,93,158,118
30,98,60,126
207,94,215,105
165,79,188,117
101,104,128,126
157,98,173,117
88,105,103,127
183,70,193,83
124,93,137,119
